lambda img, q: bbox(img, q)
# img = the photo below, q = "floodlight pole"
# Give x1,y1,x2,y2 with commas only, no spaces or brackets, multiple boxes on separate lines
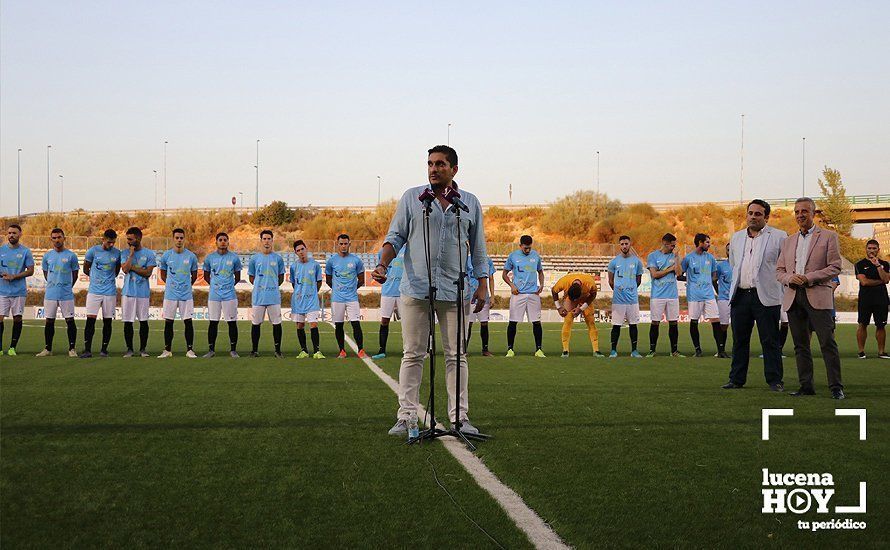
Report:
739,114,745,204
46,145,52,212
17,148,22,217
801,137,806,196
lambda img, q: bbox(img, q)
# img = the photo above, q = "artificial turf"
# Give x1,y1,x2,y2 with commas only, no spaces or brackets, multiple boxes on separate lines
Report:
2,320,887,548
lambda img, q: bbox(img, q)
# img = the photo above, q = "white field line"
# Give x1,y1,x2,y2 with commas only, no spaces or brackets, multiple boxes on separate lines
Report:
341,332,570,550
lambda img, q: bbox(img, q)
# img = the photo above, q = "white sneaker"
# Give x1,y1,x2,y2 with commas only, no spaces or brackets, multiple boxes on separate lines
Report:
186,350,198,358
158,350,173,359
458,420,480,435
36,349,53,357
388,419,408,435
68,349,78,357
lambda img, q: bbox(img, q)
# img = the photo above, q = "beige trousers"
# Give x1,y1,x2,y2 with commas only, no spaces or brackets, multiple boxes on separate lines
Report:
397,296,470,423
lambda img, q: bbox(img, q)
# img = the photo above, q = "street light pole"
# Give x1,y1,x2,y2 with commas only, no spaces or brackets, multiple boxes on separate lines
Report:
59,175,64,213
377,175,381,205
596,150,600,194
801,137,806,196
17,148,22,217
739,114,745,204
46,145,52,212
153,170,158,209
255,139,260,211
447,123,452,146
163,140,168,210
238,192,244,208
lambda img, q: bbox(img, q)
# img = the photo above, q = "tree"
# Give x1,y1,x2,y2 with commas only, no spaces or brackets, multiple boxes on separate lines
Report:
540,190,622,239
816,166,853,236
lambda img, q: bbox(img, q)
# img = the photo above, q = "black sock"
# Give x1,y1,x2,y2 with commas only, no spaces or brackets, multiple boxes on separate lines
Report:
66,318,77,350
84,317,97,352
184,319,194,350
532,321,543,350
467,323,473,343
481,323,489,350
228,321,238,351
507,321,517,349
351,320,363,350
124,322,134,351
649,323,659,352
251,324,260,353
310,327,320,353
610,325,620,351
335,322,345,351
139,321,149,352
272,323,282,353
101,318,112,352
711,322,723,352
690,320,701,351
669,322,679,353
780,323,788,350
207,320,219,351
629,324,638,351
44,319,55,351
0,321,4,347
297,328,307,352
164,320,174,351
378,324,389,353
11,319,22,348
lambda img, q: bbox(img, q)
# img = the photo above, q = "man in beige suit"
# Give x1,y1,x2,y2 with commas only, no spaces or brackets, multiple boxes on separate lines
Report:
776,197,844,399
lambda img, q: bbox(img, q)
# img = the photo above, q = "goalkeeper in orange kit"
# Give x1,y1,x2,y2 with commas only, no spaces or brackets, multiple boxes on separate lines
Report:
551,272,605,358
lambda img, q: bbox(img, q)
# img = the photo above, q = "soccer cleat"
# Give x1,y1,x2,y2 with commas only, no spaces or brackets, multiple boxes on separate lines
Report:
158,350,173,359
769,383,785,392
593,351,605,357
645,351,656,358
388,419,408,435
371,352,386,360
481,350,493,357
140,351,150,358
7,348,17,356
79,351,93,359
505,349,515,358
186,350,198,358
717,351,730,359
880,352,890,359
337,350,347,359
630,350,642,358
296,350,310,359
313,351,325,359
68,349,78,358
250,351,260,358
36,349,53,357
273,351,284,359
721,382,744,389
671,351,686,358
202,351,216,358
99,350,109,358
857,352,866,359
831,389,846,400
561,351,569,358
609,350,618,358
230,351,240,358
534,349,546,358
694,349,703,357
357,350,368,359
123,350,135,358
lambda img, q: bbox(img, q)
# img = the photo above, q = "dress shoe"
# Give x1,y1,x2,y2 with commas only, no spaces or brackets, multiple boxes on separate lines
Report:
789,389,815,397
721,382,743,389
769,383,785,392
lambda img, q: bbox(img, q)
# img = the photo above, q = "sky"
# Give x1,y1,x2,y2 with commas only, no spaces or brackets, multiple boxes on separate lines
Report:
2,1,888,221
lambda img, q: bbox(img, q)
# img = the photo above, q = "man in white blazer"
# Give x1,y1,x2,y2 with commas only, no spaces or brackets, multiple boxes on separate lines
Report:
722,199,788,391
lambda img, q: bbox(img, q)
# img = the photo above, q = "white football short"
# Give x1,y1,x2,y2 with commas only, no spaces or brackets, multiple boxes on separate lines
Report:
251,304,282,325
292,310,321,324
380,296,400,319
688,299,720,322
44,299,75,319
208,299,239,322
469,298,491,323
121,296,150,322
509,293,542,322
717,299,731,325
162,298,194,320
649,298,679,322
611,303,640,326
85,293,116,318
0,296,26,317
332,300,361,322
780,308,788,323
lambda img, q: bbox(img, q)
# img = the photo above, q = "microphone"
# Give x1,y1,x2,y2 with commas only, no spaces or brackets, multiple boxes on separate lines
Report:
441,186,470,213
418,188,436,205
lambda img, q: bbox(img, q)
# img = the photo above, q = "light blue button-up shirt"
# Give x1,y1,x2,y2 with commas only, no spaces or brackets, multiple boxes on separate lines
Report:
384,183,489,302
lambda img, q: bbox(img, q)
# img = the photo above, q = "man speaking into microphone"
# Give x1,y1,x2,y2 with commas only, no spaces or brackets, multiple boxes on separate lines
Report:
372,145,490,436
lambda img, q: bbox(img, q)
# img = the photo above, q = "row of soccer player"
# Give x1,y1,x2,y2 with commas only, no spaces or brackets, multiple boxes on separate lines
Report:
0,225,404,359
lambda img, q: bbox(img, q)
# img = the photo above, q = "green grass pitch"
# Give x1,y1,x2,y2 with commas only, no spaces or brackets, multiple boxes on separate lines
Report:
2,320,887,548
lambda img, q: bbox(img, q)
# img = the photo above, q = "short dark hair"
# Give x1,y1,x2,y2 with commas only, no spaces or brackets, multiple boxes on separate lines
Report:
866,239,880,247
260,229,273,238
661,233,677,243
618,235,631,242
747,199,771,217
50,227,65,236
694,233,709,246
427,145,458,167
126,226,142,238
172,228,185,236
103,229,117,240
293,239,306,250
520,235,533,246
8,223,22,231
337,234,350,241
215,232,229,240
567,283,582,301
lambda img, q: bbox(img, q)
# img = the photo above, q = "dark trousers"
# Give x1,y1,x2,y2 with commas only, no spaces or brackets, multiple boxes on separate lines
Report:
787,287,843,391
729,288,783,386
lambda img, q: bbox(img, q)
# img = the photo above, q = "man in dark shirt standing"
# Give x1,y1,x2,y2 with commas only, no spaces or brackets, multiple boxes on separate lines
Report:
855,239,890,359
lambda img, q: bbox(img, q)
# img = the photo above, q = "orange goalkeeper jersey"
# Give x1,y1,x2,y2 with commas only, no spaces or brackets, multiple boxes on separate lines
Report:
552,272,597,299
